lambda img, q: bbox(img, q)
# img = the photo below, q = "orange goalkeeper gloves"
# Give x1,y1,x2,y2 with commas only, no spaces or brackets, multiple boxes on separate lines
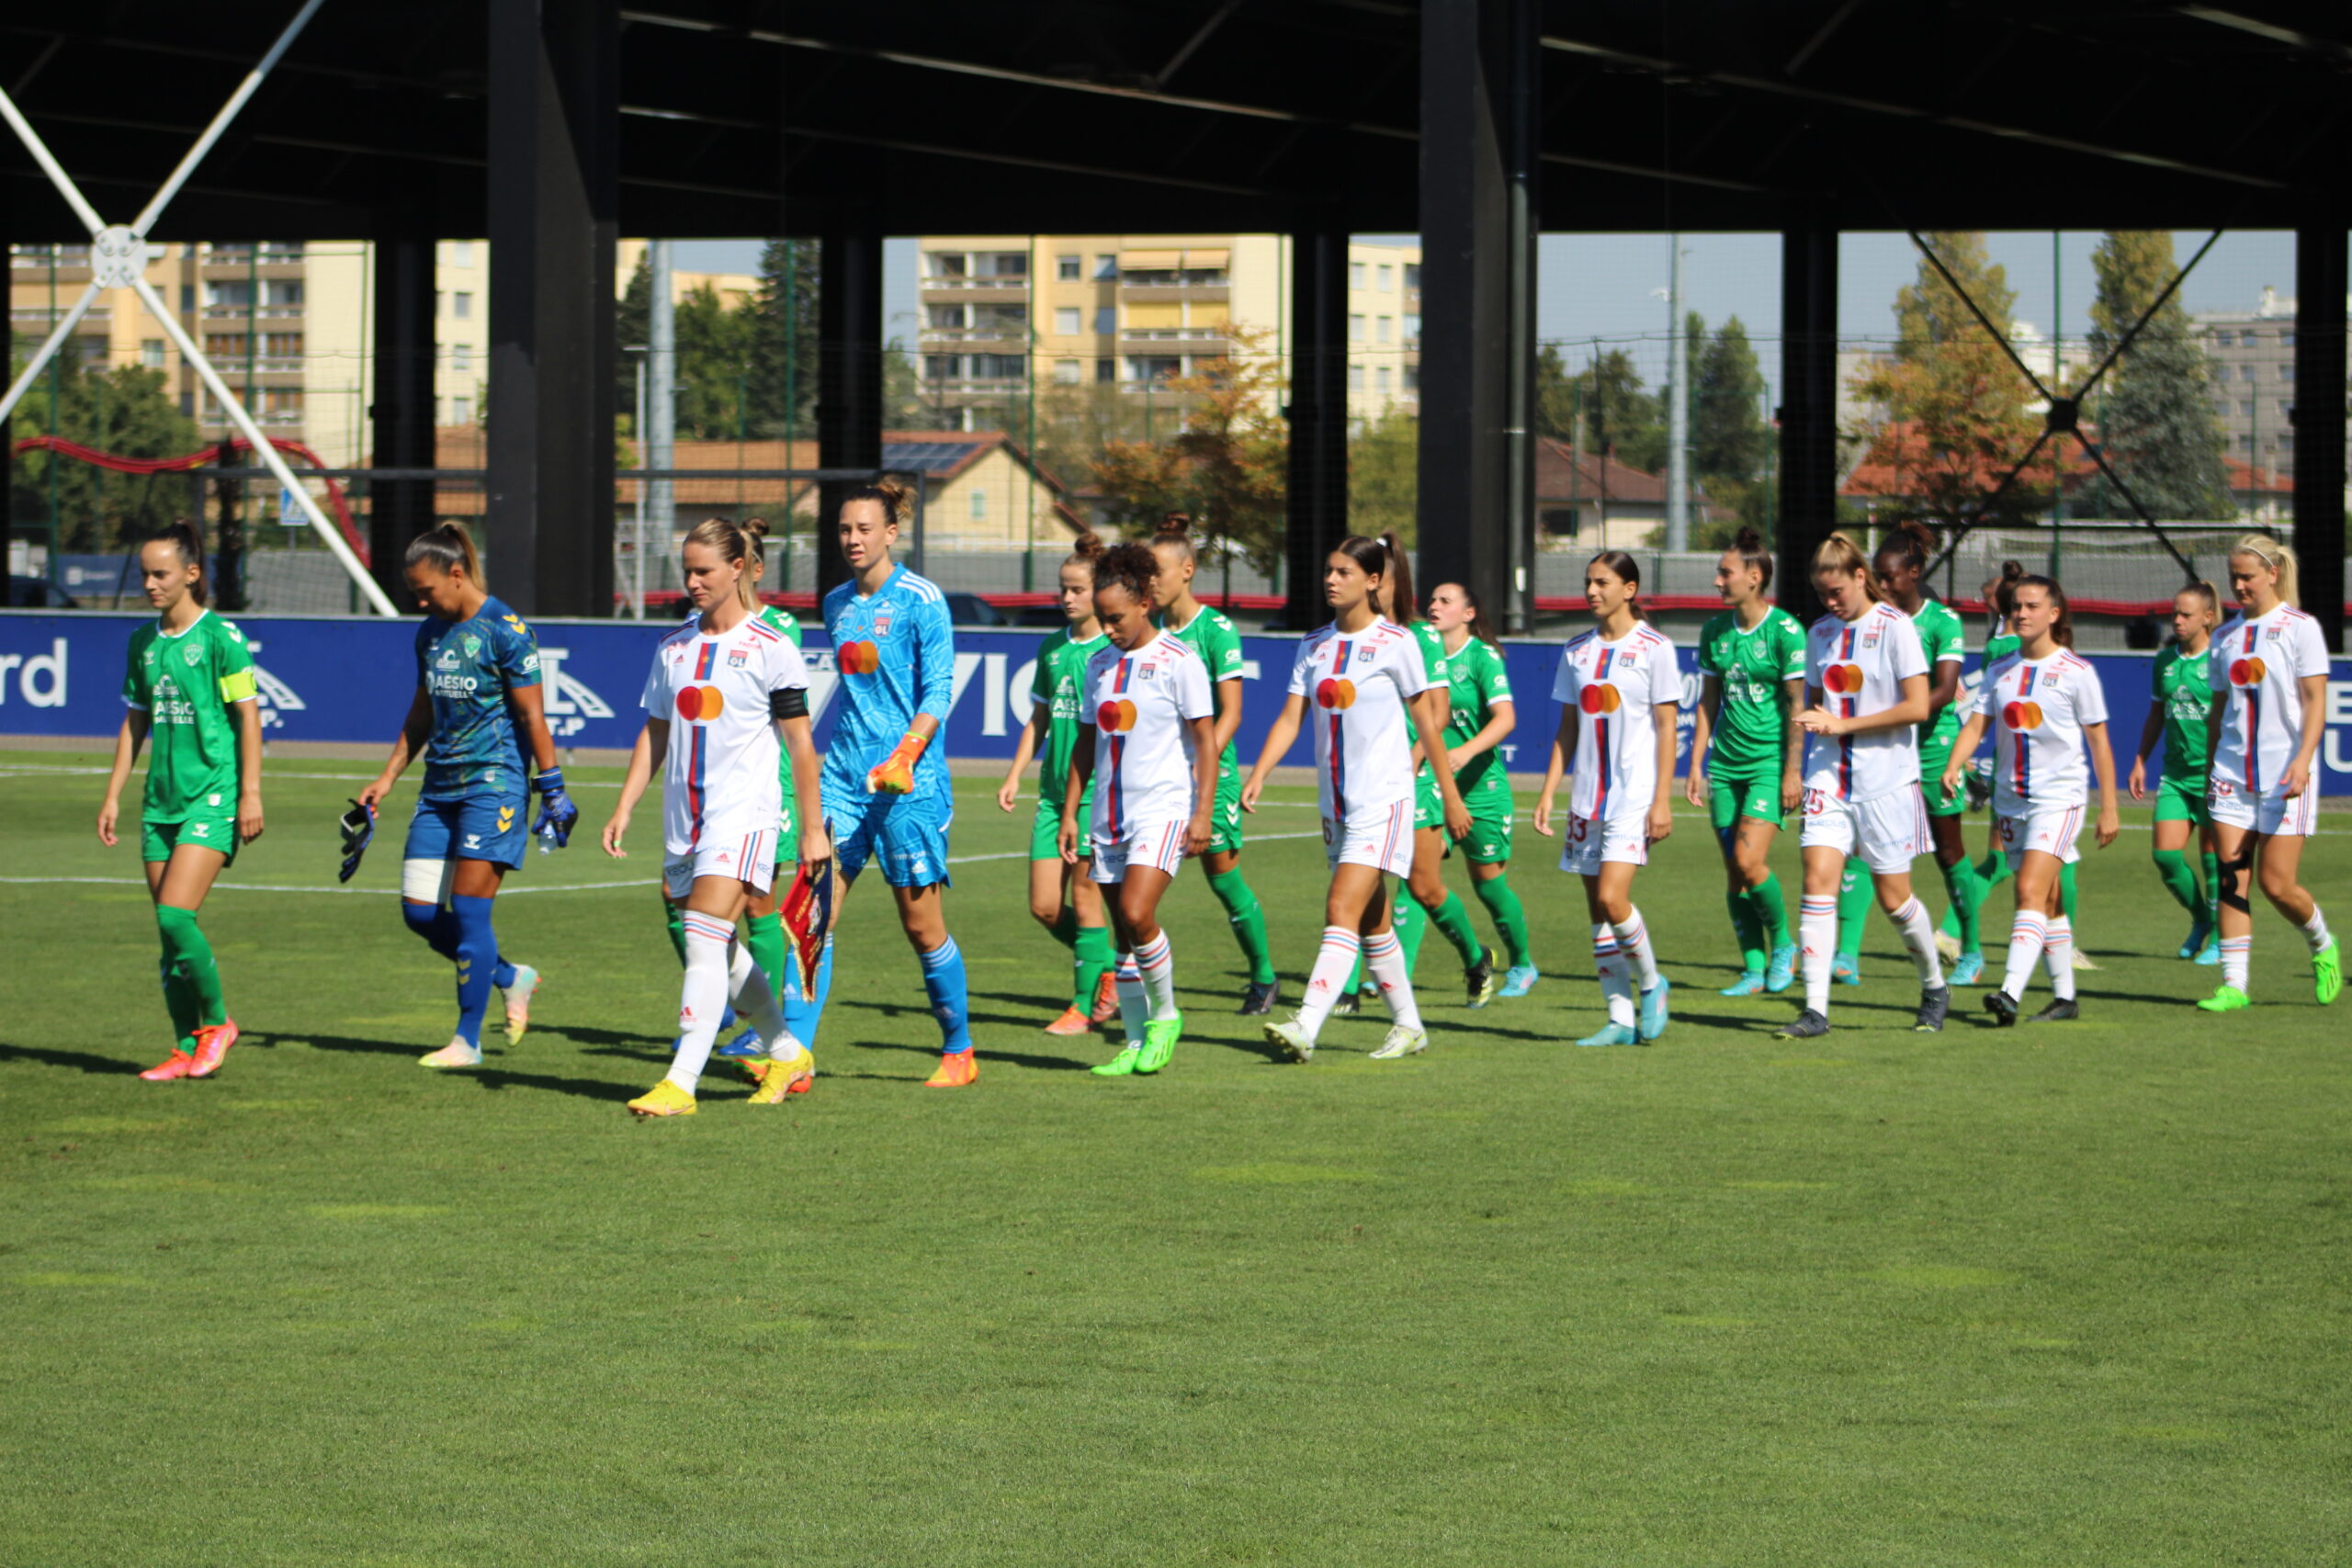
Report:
865,729,929,795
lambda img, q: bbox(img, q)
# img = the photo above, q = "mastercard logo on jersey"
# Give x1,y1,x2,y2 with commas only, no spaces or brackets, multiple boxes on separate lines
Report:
2229,656,2267,686
2003,700,2045,730
1822,663,1866,694
1315,677,1358,709
675,684,725,721
838,640,881,675
1098,699,1138,731
1577,682,1623,715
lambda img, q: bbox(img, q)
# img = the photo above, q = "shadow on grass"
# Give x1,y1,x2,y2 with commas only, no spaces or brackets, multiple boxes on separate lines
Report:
466,1067,641,1104
0,1041,139,1077
851,1037,1095,1073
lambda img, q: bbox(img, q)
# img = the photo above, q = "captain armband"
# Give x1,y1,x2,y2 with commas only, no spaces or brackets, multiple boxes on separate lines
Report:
772,687,808,721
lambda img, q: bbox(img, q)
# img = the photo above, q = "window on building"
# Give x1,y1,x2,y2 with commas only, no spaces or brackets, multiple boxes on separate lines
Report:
1405,313,1421,344
180,284,196,312
1096,358,1115,384
452,344,471,373
1376,265,1393,291
2238,434,2255,451
453,291,473,320
2280,330,2296,346
1376,366,1392,393
2279,433,2295,450
2211,330,2234,347
1351,262,1366,290
1055,359,1080,384
265,279,303,308
1376,316,1393,343
204,333,247,359
1055,307,1081,335
140,340,164,368
179,392,195,417
1094,306,1115,335
208,280,253,308
2278,400,2292,416
450,241,474,266
1347,365,1365,391
451,397,471,425
1094,254,1118,280
1404,264,1421,291
971,355,1025,379
925,355,960,382
989,252,1029,277
1127,355,1181,382
2240,365,2258,381
978,303,1028,330
2240,400,2256,416
929,253,968,278
2216,398,2232,416
927,304,967,329
969,491,989,522
259,389,304,418
1057,254,1080,280
2278,363,2294,379
1405,365,1419,391
1349,313,1366,342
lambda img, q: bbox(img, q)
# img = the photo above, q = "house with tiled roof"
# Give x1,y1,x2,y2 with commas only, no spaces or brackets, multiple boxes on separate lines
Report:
1532,437,1715,549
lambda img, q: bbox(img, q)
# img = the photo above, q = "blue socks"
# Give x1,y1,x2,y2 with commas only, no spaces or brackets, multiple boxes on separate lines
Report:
919,936,971,1055
404,895,517,1024
449,894,499,1047
786,934,834,1045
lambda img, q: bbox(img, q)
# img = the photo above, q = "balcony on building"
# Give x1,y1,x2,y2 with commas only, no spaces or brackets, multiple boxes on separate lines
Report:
1114,247,1229,306
921,249,1031,305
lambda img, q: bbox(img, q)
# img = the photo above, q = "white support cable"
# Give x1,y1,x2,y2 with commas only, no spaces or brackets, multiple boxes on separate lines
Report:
0,0,397,616
126,273,399,616
0,280,102,426
130,0,329,237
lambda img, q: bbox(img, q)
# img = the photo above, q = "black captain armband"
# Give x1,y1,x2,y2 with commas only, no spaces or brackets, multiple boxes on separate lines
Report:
772,687,808,721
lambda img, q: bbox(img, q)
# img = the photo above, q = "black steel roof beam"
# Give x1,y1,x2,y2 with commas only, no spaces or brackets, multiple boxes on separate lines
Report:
2175,5,2352,62
0,25,457,97
1538,33,2289,189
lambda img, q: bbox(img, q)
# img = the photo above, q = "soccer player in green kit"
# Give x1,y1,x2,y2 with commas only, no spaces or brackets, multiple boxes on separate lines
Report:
1426,581,1536,995
1686,528,1804,997
999,531,1118,1032
99,523,264,1081
2127,581,2222,963
1148,516,1282,1014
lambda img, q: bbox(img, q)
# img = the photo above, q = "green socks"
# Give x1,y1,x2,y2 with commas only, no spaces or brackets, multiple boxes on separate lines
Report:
1073,925,1116,1011
1205,866,1277,986
1472,873,1532,967
1727,885,1766,974
1946,851,2010,941
1430,892,1485,966
744,911,786,1004
157,947,199,1048
1394,896,1427,974
2060,859,2077,922
1835,862,1871,962
1940,857,1984,956
2152,848,2199,915
155,905,225,1027
2201,851,2221,930
1752,872,1792,950
1046,906,1080,950
662,898,688,965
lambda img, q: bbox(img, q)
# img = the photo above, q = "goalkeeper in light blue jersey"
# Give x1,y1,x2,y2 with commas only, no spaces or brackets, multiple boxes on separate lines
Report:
812,481,976,1087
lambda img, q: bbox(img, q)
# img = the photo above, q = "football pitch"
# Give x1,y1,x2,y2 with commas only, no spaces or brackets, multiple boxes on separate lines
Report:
2,749,2346,1565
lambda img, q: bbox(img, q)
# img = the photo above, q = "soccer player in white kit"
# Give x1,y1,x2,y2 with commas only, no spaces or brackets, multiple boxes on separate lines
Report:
1243,536,1473,1063
2196,534,2340,1011
1533,550,1682,1046
600,519,831,1117
1781,534,1951,1038
1939,575,2121,1024
1058,542,1219,1077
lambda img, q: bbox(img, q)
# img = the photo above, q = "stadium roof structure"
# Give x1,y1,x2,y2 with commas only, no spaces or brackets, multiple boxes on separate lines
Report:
1,1,2344,637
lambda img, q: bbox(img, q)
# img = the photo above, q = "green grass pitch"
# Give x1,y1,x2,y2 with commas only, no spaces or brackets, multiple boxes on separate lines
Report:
2,748,2346,1565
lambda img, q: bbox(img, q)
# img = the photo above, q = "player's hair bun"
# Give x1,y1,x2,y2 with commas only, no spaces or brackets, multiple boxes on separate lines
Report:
1155,512,1193,539
1068,529,1106,561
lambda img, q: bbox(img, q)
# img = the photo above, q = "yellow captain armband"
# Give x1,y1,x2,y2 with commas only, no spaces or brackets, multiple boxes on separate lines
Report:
219,669,260,704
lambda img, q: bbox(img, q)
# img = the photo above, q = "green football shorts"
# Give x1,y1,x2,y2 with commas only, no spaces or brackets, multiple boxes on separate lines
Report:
1030,793,1095,861
1205,762,1244,856
2153,773,2211,828
1706,771,1784,832
1917,739,1964,817
141,811,239,868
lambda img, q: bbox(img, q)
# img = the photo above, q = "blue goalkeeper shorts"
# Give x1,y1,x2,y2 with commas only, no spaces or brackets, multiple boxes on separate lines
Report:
405,789,529,870
824,789,953,889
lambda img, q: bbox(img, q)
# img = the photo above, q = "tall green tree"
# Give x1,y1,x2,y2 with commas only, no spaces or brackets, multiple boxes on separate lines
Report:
745,239,820,440
7,354,204,553
1692,314,1770,484
2077,231,2233,520
1544,346,1665,471
1851,231,2043,529
1349,406,1419,542
1091,329,1287,573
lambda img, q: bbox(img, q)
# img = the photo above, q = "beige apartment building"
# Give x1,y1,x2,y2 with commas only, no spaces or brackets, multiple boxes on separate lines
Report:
913,234,1420,427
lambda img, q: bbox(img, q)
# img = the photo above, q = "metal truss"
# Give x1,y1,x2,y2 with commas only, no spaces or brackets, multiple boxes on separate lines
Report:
0,0,398,616
1907,229,2222,589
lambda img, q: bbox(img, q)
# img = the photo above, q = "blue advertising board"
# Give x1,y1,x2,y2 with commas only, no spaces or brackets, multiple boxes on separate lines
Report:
4,610,2350,794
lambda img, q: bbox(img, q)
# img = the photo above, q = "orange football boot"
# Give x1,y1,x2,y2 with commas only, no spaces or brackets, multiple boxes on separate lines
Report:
186,1020,240,1079
139,1049,194,1082
1089,972,1119,1024
1042,1006,1091,1036
922,1050,978,1089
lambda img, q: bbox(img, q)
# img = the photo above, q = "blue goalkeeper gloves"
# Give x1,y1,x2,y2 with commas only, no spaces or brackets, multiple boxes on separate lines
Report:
533,768,578,850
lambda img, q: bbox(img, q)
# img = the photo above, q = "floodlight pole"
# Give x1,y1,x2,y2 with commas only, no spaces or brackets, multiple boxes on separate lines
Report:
0,0,396,616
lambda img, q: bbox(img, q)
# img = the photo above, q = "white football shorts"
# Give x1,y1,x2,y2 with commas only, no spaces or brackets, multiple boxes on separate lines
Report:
1555,809,1649,877
1996,806,2083,868
1800,784,1929,874
2208,779,2317,838
1325,800,1414,878
663,824,777,900
1090,817,1192,885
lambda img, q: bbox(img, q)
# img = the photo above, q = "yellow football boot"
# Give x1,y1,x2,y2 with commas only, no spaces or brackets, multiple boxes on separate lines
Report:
627,1079,697,1117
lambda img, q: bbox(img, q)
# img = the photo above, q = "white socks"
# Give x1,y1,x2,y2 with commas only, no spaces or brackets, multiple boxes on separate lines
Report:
1889,896,1945,987
2220,935,2251,992
1114,955,1147,1050
2041,916,2077,1001
1363,930,1420,1031
1799,895,1837,1015
1592,923,1635,1027
1135,932,1177,1022
1297,927,1361,1041
1611,909,1660,991
2304,906,2333,955
725,937,792,1056
2001,910,2048,1002
667,911,735,1093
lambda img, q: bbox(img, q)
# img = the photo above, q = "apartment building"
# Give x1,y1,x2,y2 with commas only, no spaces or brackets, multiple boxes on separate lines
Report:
10,240,370,467
913,234,1420,427
2191,285,2352,477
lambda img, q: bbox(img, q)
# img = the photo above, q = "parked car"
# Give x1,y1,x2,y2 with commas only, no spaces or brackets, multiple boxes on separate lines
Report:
942,592,1009,627
6,575,79,608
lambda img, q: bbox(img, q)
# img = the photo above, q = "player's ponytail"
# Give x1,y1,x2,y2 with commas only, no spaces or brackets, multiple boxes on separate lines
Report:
1437,582,1498,645
1379,531,1419,624
1150,512,1196,560
146,519,209,606
1730,525,1774,590
1589,548,1647,621
2017,574,2075,649
685,515,768,609
2230,532,2300,609
405,521,482,585
1984,559,2024,625
1812,532,1878,603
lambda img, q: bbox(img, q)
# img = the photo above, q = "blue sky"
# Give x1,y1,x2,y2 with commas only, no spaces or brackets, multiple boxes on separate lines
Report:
673,229,2302,400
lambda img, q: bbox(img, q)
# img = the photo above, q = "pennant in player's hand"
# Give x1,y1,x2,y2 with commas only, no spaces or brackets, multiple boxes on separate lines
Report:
337,799,376,884
780,863,833,997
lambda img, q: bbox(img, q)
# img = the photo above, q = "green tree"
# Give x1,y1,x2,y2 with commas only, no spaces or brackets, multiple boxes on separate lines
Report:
1851,231,2043,529
7,354,204,553
1348,406,1419,542
2077,231,2233,520
1553,347,1665,472
1692,315,1770,484
745,239,820,440
1091,328,1287,573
